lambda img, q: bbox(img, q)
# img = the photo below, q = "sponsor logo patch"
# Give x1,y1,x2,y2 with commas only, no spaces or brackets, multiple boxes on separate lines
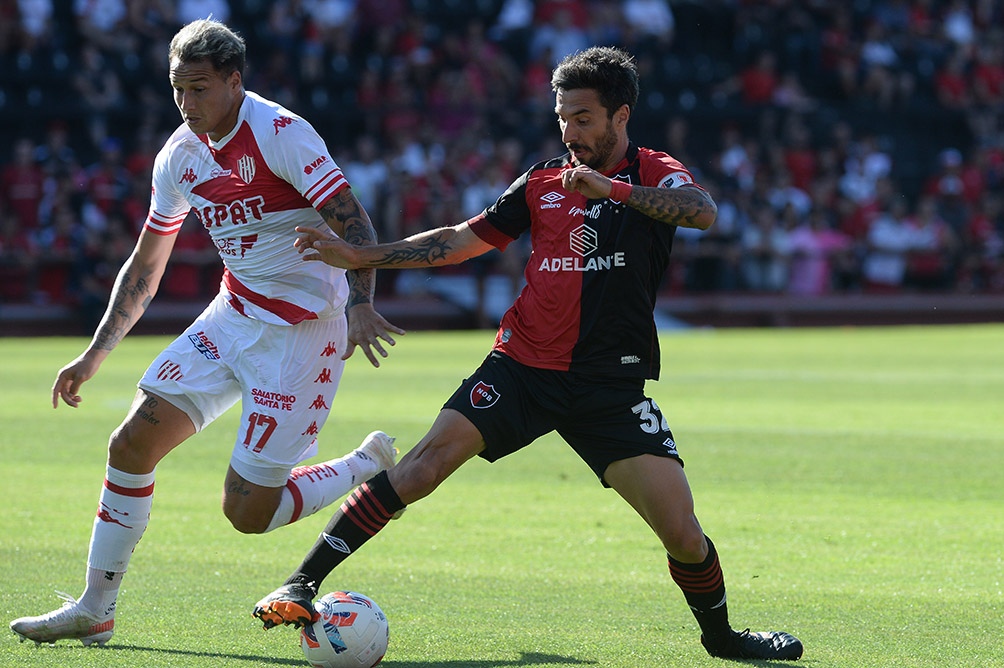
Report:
188,330,220,359
570,224,598,257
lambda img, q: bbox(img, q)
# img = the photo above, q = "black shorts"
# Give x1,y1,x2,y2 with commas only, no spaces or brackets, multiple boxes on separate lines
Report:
443,351,683,486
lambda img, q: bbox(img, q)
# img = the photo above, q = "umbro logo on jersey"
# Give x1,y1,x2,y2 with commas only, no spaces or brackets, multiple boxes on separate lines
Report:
540,191,565,209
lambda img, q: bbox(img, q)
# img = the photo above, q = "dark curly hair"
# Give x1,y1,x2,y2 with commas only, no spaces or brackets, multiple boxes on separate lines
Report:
550,46,639,118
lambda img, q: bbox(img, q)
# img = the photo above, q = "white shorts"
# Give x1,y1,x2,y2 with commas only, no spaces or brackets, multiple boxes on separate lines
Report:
138,293,347,487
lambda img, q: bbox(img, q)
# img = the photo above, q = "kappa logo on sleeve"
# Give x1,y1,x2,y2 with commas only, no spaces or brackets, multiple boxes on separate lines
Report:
470,381,500,409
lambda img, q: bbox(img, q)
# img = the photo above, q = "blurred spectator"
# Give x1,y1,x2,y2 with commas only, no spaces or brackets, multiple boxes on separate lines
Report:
958,192,1004,291
904,196,959,290
621,0,674,49
127,0,176,41
176,0,230,24
530,4,589,67
862,199,914,292
741,204,792,293
74,0,133,54
787,207,853,296
858,20,913,109
82,137,130,223
343,135,389,231
942,0,976,47
16,0,54,53
34,121,78,176
1,138,45,229
934,48,972,110
72,43,126,149
0,210,38,302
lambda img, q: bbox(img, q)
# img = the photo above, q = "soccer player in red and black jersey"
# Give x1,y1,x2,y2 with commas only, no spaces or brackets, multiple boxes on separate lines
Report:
255,46,803,661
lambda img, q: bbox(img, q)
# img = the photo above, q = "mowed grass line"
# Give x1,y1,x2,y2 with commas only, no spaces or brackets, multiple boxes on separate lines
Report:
1,325,1001,668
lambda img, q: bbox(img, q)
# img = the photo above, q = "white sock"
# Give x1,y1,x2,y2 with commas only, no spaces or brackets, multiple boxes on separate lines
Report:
78,467,155,616
263,453,377,533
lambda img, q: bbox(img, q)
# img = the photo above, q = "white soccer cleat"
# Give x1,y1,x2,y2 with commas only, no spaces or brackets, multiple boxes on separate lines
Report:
353,430,406,518
355,430,398,475
10,593,114,647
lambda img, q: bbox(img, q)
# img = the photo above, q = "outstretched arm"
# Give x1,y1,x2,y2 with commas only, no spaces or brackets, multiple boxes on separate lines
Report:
561,164,718,230
316,188,406,367
52,224,178,408
295,221,496,270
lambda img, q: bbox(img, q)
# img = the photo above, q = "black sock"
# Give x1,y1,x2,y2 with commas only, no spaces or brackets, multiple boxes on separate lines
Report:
668,535,731,642
284,471,405,591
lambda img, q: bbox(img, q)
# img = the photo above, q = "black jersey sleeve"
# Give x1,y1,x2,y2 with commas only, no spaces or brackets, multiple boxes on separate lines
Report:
481,167,534,240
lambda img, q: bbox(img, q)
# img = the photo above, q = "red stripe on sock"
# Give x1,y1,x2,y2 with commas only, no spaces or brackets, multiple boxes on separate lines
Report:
354,486,393,523
342,484,393,535
669,554,724,594
104,479,154,497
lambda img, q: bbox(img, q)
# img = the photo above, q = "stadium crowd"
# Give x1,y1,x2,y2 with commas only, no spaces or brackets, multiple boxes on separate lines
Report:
1,0,1002,329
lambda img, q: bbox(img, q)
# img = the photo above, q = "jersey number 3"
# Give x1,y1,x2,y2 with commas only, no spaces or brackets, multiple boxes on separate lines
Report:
632,399,670,434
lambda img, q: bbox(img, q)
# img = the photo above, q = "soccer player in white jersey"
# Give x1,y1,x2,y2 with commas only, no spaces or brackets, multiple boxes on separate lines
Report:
10,18,406,647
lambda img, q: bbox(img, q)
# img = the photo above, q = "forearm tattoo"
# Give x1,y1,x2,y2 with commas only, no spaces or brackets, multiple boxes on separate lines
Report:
92,268,153,351
321,190,377,307
626,185,716,229
372,235,451,267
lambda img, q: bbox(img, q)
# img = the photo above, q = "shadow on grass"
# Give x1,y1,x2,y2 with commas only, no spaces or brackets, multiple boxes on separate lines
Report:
382,653,599,667
98,646,597,667
102,644,304,665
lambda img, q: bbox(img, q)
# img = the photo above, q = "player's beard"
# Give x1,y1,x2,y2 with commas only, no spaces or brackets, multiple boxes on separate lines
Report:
570,119,619,170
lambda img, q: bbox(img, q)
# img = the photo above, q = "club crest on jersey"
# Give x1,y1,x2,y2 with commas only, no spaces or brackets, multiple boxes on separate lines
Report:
470,381,499,409
238,155,256,184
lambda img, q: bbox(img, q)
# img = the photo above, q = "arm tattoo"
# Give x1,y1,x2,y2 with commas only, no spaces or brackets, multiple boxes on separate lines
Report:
320,190,378,308
626,185,716,229
92,268,154,351
372,235,451,267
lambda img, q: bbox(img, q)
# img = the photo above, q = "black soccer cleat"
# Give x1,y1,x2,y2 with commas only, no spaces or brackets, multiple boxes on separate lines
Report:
701,628,804,661
253,580,318,630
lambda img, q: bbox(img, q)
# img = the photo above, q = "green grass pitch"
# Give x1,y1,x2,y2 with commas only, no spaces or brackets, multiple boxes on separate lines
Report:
2,325,1002,667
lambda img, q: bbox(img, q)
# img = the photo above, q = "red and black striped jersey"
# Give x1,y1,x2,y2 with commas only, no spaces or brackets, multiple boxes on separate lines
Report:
469,143,702,380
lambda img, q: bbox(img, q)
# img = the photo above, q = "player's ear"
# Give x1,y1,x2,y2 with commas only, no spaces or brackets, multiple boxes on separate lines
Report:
614,104,630,129
227,69,243,92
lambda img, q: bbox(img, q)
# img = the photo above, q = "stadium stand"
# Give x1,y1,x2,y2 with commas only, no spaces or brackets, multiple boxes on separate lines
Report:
1,0,1002,333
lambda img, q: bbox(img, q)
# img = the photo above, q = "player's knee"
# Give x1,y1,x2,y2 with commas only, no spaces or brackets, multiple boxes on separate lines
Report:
107,424,145,467
224,505,270,534
389,455,446,504
662,517,707,562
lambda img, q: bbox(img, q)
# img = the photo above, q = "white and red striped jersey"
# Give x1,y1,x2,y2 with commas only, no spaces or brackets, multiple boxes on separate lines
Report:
146,91,349,325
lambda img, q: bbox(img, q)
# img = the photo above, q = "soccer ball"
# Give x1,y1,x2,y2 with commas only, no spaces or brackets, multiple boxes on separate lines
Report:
300,591,389,668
